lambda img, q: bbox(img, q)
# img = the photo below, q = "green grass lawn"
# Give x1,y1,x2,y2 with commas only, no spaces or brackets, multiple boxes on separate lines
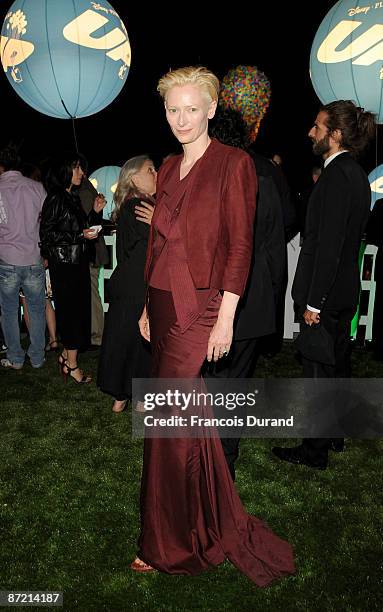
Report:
0,343,382,611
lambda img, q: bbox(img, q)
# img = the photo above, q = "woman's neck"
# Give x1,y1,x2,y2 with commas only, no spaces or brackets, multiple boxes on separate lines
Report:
182,134,211,166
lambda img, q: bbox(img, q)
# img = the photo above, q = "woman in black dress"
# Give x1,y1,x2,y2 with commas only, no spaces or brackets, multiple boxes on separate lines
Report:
40,153,105,383
97,155,156,412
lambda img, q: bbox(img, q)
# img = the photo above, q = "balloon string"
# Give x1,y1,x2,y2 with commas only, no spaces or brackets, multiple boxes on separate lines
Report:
376,124,378,168
60,98,79,153
72,118,79,155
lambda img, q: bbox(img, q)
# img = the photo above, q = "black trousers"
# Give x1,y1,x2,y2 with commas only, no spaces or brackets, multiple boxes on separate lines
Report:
301,308,354,462
204,337,262,480
49,257,91,351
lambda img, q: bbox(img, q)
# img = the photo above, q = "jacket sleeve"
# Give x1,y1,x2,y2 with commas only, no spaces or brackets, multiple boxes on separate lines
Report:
307,167,351,310
87,208,103,226
221,153,257,296
365,199,383,247
263,176,286,301
126,198,151,240
115,198,149,265
39,193,84,248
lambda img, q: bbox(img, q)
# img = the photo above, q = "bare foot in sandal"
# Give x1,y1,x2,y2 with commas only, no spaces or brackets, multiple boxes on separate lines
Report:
134,400,146,413
112,400,127,413
130,557,156,572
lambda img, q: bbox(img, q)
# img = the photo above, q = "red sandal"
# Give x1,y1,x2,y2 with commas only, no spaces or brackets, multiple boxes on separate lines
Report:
130,558,156,573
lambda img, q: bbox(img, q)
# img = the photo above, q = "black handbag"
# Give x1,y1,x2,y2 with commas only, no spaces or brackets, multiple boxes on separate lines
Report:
294,323,335,366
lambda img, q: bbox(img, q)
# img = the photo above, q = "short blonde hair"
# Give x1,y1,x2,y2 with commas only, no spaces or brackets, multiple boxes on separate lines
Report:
157,66,219,103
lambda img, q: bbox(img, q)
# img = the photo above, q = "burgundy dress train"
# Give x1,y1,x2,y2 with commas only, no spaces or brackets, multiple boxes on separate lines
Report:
138,290,295,586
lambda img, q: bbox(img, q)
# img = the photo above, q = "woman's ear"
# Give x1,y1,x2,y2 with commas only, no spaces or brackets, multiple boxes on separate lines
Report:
208,100,217,120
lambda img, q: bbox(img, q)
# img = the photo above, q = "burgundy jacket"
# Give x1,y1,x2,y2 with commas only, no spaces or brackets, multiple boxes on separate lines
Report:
146,138,257,297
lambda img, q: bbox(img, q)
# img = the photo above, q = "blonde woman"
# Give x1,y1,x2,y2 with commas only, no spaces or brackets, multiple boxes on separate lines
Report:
132,67,295,585
97,155,156,412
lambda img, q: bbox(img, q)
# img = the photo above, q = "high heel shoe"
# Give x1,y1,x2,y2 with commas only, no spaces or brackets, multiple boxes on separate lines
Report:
46,339,59,352
62,362,92,384
58,353,67,376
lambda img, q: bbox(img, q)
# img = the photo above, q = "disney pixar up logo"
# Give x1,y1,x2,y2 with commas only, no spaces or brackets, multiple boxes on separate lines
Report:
310,0,383,123
1,1,130,84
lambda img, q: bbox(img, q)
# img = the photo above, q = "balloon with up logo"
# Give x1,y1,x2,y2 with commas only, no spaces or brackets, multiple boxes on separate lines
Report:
310,0,383,123
89,165,121,220
0,0,131,118
368,164,383,210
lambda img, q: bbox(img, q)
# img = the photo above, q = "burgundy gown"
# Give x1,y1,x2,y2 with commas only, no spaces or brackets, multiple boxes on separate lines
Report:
137,148,295,586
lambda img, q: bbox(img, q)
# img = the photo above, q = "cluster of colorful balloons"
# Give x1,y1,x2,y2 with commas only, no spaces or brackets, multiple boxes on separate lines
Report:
219,65,271,141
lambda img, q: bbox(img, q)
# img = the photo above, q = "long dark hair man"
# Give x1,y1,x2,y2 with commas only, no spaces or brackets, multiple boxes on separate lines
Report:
273,100,376,470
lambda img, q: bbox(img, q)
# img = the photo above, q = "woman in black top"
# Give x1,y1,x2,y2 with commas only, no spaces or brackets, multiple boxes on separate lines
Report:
97,155,156,411
40,153,105,383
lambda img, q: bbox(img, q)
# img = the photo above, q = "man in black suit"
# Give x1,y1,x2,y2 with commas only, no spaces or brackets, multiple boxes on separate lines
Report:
273,100,376,470
297,165,322,242
204,108,286,479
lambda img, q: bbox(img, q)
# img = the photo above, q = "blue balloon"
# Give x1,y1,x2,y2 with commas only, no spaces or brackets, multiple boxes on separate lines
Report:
89,165,121,220
1,0,131,118
310,0,383,123
368,164,383,210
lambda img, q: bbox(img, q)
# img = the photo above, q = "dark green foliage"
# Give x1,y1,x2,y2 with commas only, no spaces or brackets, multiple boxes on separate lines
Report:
0,344,382,611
